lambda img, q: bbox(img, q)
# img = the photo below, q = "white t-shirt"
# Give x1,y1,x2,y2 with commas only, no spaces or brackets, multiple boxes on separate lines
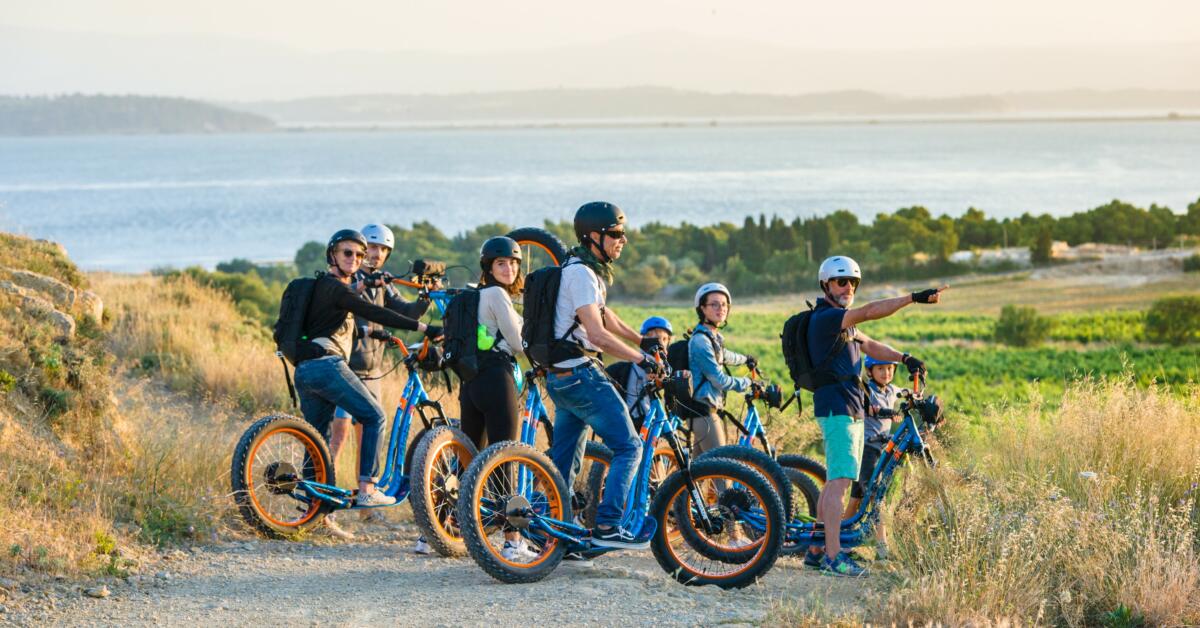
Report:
552,259,606,368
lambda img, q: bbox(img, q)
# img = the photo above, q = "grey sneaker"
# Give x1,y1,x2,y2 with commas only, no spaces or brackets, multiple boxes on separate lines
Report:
322,514,355,541
356,490,396,507
412,536,432,555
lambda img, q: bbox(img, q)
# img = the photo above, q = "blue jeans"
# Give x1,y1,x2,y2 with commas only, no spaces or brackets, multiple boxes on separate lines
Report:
294,356,385,483
547,363,642,528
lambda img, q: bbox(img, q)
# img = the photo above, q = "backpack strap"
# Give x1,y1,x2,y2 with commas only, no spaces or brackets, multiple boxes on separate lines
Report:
277,351,299,408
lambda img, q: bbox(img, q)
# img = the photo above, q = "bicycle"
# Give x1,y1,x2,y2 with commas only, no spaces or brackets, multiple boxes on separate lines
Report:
458,369,786,589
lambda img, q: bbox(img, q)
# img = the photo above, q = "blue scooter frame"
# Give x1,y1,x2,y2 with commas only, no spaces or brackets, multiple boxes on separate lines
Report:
739,376,941,551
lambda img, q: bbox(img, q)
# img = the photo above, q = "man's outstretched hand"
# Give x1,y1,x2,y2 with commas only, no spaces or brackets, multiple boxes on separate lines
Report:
912,285,950,304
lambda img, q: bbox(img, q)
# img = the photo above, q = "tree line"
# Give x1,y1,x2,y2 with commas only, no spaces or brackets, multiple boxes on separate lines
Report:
170,197,1200,316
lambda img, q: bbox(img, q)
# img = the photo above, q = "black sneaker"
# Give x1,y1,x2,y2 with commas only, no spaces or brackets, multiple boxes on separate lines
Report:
591,526,650,550
802,547,823,569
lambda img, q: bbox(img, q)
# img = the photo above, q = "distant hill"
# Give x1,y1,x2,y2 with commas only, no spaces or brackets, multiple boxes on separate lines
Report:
231,87,1200,127
0,94,275,136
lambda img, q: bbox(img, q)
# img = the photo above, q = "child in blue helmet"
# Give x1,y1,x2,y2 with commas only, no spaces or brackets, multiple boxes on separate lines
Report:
845,355,901,559
605,316,674,431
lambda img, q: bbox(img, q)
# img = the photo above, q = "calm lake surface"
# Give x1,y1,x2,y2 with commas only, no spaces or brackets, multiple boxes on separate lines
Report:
1,120,1197,271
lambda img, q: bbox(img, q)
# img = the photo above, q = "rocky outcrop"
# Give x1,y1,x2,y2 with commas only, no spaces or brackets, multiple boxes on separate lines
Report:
0,280,77,339
0,266,104,330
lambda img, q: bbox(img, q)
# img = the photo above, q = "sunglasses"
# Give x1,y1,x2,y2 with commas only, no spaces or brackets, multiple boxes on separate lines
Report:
339,248,366,260
832,277,859,288
601,229,629,241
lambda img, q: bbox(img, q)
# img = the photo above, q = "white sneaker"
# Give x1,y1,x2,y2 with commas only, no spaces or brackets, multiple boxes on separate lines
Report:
500,539,540,562
356,490,396,507
412,536,432,555
322,514,355,541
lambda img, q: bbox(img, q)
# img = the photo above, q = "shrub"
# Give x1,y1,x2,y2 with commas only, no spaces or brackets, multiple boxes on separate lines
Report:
1145,295,1200,344
993,304,1051,347
1183,253,1200,273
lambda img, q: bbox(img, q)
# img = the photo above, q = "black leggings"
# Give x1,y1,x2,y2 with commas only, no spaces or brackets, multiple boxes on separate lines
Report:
459,361,520,449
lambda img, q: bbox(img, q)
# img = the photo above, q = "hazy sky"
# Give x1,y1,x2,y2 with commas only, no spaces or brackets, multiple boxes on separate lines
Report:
5,0,1197,53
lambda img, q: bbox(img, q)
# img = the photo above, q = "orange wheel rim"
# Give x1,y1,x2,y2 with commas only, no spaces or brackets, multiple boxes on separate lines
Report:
473,453,564,569
661,473,772,581
246,427,327,528
427,440,473,542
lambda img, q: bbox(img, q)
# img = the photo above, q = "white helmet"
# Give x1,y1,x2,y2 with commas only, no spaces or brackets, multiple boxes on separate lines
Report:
818,256,861,286
694,282,732,308
361,223,395,250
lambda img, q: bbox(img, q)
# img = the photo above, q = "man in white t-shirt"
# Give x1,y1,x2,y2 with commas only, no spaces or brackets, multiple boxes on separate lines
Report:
546,201,664,550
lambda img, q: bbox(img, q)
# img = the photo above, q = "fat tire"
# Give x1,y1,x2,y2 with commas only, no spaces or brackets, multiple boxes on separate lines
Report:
696,445,795,520
410,426,478,557
777,453,827,488
649,458,784,589
458,442,570,584
573,441,612,529
231,414,335,539
505,227,570,268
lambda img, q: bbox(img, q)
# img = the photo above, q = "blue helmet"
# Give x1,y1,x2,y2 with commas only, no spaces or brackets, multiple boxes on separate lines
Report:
640,316,673,335
865,356,897,369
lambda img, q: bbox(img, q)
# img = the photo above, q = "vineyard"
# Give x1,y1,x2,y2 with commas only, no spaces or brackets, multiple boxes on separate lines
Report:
617,289,1200,451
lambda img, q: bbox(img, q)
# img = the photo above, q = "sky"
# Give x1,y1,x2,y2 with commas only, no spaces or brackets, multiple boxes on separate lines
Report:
5,0,1197,54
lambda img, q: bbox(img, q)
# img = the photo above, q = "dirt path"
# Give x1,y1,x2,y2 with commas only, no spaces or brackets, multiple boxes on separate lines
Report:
12,521,869,627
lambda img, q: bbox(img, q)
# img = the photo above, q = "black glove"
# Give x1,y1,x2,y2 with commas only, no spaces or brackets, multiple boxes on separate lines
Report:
902,353,926,375
365,270,394,287
745,355,759,371
368,328,393,342
640,353,665,377
911,288,939,304
424,324,444,339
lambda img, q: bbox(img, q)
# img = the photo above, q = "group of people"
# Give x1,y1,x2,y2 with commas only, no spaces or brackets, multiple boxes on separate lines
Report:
288,201,944,576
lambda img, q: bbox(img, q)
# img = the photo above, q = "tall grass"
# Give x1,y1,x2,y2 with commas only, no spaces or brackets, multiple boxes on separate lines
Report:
879,378,1200,626
95,273,288,412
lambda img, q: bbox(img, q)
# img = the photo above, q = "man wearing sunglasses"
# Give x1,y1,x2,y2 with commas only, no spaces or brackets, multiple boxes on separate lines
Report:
804,255,947,577
292,229,443,511
547,201,664,551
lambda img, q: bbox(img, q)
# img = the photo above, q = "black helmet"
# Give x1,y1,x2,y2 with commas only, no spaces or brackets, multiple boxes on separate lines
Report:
326,229,368,264
479,236,522,270
573,201,626,243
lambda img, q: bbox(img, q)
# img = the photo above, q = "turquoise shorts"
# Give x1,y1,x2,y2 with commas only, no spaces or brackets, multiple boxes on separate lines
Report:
817,414,865,481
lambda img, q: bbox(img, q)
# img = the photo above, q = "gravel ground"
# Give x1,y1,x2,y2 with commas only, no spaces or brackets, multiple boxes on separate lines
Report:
6,521,866,627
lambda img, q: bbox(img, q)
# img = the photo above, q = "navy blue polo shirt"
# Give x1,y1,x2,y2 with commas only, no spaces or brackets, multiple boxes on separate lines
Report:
806,298,864,419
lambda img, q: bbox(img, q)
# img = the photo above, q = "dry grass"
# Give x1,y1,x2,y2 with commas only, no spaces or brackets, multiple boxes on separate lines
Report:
93,272,288,412
877,378,1200,626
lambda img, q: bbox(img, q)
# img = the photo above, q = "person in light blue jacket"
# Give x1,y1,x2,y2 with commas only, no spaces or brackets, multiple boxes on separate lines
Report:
688,282,758,456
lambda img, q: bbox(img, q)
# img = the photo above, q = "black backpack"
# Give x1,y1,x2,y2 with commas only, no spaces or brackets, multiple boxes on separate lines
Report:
273,275,320,367
780,300,847,392
441,288,482,381
664,327,722,419
521,260,588,369
272,274,321,406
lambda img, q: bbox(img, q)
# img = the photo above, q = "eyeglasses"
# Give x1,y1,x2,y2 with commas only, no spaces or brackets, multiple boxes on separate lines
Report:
602,229,629,241
832,277,859,289
339,249,366,260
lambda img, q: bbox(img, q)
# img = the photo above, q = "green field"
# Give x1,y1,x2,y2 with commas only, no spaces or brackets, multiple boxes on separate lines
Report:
615,277,1200,450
